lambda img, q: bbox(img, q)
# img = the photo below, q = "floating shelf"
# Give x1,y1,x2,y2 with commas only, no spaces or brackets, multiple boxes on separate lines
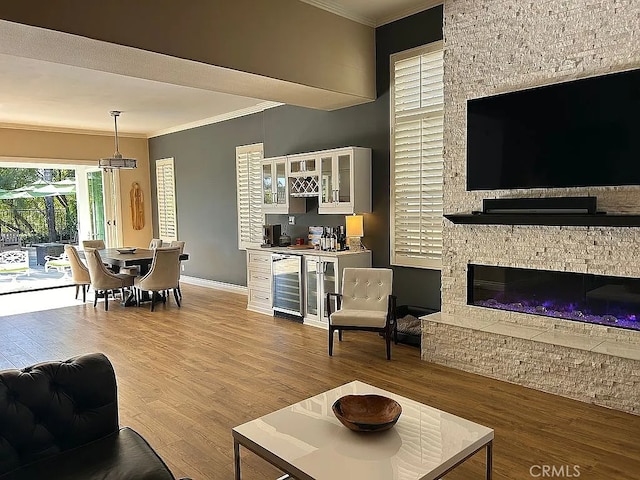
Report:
444,213,640,227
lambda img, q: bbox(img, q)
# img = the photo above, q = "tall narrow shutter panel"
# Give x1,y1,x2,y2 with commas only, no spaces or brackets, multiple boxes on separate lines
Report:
156,158,177,242
391,44,444,269
236,144,264,249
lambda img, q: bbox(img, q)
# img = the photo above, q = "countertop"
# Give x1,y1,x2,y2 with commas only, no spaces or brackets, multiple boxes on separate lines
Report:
247,246,370,257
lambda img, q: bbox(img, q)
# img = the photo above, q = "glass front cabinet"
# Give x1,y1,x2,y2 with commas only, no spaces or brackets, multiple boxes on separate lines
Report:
303,251,372,329
261,157,304,214
318,147,371,214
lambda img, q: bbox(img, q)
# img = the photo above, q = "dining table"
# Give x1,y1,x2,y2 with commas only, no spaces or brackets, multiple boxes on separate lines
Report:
98,248,189,274
97,248,189,306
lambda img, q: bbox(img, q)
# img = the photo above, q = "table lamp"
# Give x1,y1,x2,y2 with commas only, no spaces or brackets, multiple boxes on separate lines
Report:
345,214,364,251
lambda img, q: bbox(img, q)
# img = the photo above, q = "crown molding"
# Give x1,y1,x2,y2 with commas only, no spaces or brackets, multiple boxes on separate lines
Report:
0,122,147,138
375,1,443,27
147,101,283,138
300,0,442,27
299,0,375,26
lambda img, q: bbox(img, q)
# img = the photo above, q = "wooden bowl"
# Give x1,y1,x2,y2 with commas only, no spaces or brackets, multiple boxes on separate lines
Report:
332,394,402,432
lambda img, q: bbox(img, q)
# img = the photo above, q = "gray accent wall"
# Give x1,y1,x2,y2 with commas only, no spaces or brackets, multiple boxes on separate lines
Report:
148,6,444,309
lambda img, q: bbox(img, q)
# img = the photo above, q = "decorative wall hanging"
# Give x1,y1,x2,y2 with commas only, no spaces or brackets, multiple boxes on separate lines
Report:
130,182,145,230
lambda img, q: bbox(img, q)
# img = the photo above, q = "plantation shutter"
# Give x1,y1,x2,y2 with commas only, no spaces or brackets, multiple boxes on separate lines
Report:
390,42,444,269
156,158,177,242
236,143,264,249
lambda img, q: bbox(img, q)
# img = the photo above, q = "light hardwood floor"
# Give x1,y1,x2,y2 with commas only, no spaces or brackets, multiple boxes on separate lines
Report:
1,284,639,479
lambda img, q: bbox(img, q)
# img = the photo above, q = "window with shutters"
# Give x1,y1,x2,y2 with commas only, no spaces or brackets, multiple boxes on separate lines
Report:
156,158,177,242
236,143,264,249
390,42,444,269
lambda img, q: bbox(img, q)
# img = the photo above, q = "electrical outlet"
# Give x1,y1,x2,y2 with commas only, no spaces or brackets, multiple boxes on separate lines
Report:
288,216,295,225
181,264,185,272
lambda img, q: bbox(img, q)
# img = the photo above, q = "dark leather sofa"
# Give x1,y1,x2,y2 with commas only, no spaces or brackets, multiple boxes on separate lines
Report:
0,353,189,480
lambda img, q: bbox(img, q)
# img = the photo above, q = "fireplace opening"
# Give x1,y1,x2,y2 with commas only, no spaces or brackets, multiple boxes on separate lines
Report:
468,265,640,332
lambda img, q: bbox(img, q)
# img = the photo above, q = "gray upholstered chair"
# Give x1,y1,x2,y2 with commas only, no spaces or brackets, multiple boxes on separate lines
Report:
327,268,396,360
84,247,134,311
82,239,106,250
65,245,91,302
134,247,181,311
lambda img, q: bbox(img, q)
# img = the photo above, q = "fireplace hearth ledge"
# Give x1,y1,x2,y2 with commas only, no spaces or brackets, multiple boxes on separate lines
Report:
421,312,640,362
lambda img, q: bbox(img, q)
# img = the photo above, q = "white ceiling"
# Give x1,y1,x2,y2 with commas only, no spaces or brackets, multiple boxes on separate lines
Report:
0,0,439,137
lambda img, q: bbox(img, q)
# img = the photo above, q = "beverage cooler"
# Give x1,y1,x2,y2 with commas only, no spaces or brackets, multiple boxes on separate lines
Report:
271,254,303,318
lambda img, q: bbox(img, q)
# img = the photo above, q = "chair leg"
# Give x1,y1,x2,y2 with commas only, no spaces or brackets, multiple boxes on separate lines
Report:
328,326,334,356
173,288,181,307
385,327,391,360
104,291,109,311
338,329,343,341
82,285,86,303
150,292,155,312
177,284,182,299
75,284,79,299
94,290,98,308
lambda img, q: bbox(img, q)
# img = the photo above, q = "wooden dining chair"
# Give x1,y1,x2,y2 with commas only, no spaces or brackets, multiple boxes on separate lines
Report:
84,248,134,311
134,247,182,311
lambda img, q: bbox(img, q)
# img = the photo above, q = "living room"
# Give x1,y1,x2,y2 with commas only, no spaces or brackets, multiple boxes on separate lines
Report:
1,1,639,479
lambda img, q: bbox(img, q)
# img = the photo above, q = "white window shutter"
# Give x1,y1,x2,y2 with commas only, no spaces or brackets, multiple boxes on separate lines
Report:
156,158,177,242
236,144,264,249
390,42,444,269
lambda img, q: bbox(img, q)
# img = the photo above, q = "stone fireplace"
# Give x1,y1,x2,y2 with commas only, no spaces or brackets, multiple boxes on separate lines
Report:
422,0,640,414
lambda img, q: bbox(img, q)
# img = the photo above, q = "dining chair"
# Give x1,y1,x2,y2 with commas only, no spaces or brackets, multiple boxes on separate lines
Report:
134,247,181,311
149,238,163,249
64,245,91,302
169,240,186,299
82,239,106,250
84,247,134,311
327,268,396,360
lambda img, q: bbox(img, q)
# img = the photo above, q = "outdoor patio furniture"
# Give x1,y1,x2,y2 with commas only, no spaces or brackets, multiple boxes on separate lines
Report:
44,250,72,276
0,231,22,251
35,242,66,265
0,249,30,282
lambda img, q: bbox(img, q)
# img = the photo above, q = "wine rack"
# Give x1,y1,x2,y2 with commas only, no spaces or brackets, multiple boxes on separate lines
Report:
290,176,319,197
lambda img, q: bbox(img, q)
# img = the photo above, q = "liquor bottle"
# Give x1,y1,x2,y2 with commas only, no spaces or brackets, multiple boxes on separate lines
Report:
338,225,346,251
329,227,337,251
320,227,327,251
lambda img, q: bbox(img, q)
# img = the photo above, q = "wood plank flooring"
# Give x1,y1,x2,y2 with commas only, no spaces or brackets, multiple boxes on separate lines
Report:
1,284,639,479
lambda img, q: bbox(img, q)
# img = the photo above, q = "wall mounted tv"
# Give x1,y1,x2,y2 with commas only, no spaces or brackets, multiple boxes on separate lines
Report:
466,68,640,191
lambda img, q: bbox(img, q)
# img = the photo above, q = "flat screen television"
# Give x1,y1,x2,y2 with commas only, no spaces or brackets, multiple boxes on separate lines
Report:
466,68,640,191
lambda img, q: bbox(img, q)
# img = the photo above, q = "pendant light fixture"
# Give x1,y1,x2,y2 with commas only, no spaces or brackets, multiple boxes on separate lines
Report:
99,110,137,169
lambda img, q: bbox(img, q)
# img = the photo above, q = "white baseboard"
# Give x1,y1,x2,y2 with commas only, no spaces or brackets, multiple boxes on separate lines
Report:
180,275,248,294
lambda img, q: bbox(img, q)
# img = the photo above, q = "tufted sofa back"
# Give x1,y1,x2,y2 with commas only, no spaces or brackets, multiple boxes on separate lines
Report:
0,353,119,475
341,268,393,312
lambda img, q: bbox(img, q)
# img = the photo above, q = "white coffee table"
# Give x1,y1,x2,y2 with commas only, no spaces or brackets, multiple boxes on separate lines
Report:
232,380,493,479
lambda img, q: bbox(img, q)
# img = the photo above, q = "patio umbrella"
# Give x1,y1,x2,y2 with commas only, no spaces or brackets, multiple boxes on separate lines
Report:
0,179,76,199
31,183,76,197
0,189,35,199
